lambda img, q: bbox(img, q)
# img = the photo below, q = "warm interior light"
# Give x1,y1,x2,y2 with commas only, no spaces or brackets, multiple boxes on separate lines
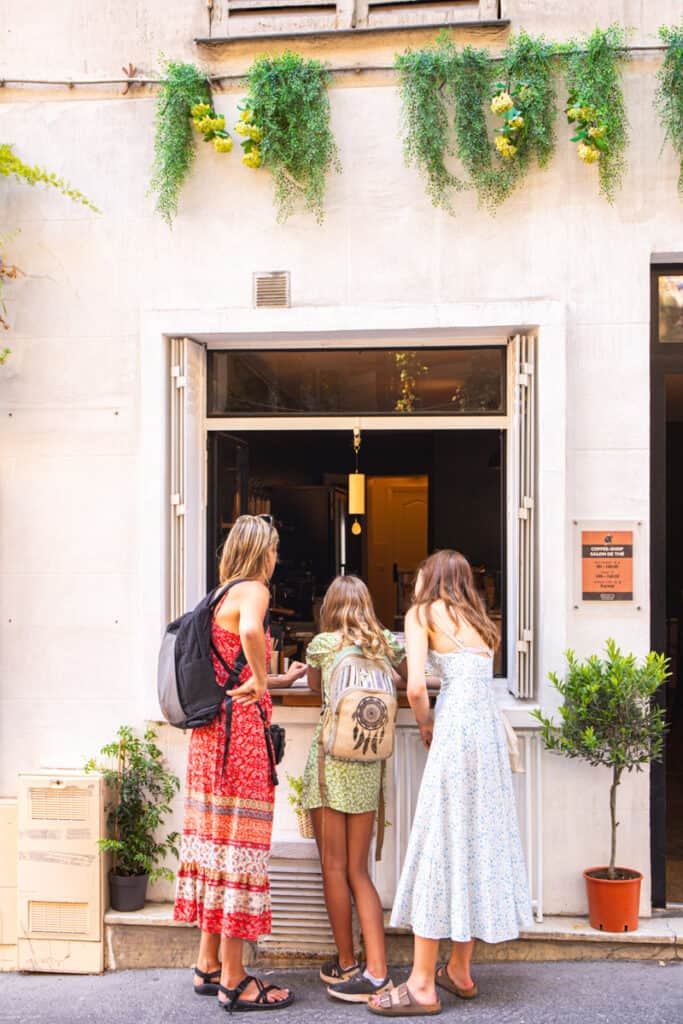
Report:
348,471,366,515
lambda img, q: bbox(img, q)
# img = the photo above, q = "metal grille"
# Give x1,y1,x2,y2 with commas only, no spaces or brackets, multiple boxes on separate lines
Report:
513,333,536,699
260,860,344,954
29,901,89,935
29,787,89,822
253,272,291,309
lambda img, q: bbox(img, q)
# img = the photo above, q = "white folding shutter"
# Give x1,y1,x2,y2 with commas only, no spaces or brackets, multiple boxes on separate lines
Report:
512,334,536,699
169,337,206,620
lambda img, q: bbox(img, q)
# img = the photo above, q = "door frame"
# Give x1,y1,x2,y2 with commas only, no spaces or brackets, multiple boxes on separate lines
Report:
650,261,683,907
202,336,518,690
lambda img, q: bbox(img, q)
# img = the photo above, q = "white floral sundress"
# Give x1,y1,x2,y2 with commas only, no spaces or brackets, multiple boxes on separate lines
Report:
390,638,533,943
301,630,405,815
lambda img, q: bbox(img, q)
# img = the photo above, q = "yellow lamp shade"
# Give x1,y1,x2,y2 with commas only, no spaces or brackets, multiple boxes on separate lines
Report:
348,472,366,515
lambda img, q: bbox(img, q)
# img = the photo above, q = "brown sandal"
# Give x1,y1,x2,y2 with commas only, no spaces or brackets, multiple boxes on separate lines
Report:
368,982,441,1017
435,965,478,1000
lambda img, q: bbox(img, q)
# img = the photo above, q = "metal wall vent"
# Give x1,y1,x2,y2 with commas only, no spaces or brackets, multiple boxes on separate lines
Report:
253,271,290,309
29,901,89,935
260,859,357,955
30,787,89,822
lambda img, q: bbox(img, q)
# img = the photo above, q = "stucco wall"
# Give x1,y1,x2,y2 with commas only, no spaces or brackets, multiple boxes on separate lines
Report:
1,3,680,915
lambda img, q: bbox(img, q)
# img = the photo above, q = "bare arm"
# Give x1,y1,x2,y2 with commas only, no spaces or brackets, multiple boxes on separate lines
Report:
231,582,270,706
393,658,408,689
405,608,433,748
306,666,322,693
267,661,307,689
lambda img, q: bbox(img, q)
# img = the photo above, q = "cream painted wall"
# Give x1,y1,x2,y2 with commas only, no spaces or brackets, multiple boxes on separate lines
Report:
1,3,681,915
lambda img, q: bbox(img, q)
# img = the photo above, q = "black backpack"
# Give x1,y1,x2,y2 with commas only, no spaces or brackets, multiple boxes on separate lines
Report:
157,578,283,783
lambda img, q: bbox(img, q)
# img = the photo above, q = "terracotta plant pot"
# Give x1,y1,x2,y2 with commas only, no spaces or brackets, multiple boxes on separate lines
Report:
583,867,643,932
109,870,148,912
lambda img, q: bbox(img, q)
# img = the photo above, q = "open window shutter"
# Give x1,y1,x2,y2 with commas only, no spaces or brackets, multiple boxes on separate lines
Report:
169,338,206,620
512,334,536,699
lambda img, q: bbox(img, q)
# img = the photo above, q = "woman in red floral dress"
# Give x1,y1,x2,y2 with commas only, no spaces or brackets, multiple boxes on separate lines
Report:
174,515,304,1012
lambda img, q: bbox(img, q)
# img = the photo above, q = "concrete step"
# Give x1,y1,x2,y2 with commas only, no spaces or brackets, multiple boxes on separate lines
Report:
103,904,683,971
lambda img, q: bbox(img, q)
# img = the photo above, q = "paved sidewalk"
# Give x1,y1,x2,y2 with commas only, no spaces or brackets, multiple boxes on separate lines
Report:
0,962,681,1024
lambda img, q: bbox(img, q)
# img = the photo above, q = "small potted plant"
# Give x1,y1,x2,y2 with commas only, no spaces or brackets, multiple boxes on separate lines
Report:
85,725,180,912
287,774,314,840
533,640,668,932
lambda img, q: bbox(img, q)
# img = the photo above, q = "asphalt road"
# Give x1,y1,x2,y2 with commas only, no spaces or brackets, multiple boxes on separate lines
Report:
0,962,681,1024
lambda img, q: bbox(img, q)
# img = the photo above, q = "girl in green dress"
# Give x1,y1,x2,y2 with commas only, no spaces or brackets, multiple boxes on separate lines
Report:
302,575,407,1003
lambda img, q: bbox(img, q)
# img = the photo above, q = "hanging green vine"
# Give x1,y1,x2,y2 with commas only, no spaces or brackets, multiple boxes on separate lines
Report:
492,31,557,175
395,40,463,211
396,33,556,213
241,52,340,224
563,25,630,203
149,61,211,225
449,44,514,212
655,23,683,196
0,143,99,210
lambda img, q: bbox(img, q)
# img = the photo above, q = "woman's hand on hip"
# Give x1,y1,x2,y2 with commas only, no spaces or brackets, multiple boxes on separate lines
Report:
231,675,267,705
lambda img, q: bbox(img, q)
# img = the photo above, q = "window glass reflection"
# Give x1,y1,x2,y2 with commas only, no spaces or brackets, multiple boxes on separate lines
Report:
659,275,683,343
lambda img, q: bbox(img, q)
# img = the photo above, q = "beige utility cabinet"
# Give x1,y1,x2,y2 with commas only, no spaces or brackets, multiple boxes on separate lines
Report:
17,770,106,973
0,797,18,970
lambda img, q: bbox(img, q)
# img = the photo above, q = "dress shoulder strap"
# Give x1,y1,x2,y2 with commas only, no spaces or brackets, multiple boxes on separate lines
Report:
432,613,490,655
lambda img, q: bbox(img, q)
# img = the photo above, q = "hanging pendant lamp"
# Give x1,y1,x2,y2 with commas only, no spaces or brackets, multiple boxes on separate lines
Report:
348,427,365,535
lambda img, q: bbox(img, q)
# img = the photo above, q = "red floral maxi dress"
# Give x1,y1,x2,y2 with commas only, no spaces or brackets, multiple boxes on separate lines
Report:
174,618,274,940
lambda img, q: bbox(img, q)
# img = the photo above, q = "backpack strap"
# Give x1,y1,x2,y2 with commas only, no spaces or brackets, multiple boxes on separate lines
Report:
210,596,275,783
375,762,386,862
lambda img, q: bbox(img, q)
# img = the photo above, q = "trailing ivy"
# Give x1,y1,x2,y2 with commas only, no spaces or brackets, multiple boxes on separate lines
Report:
149,61,211,225
493,31,557,175
396,33,556,213
563,25,630,202
655,23,683,196
242,52,340,224
449,45,513,212
0,143,99,210
395,40,463,211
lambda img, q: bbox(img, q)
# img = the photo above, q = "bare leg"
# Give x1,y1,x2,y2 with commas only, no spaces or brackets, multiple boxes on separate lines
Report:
219,936,290,1005
446,939,475,990
311,806,356,969
346,811,387,979
406,935,440,1005
194,930,220,988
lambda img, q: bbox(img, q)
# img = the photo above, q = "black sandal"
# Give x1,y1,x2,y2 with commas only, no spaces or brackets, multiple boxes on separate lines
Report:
193,965,222,996
218,976,295,1013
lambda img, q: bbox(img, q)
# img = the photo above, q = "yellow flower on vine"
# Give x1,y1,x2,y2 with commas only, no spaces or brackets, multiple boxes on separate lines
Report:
190,102,211,119
491,92,514,116
248,125,264,143
578,142,600,164
240,109,253,122
194,116,215,134
234,121,250,136
509,116,525,130
213,136,233,153
588,125,607,139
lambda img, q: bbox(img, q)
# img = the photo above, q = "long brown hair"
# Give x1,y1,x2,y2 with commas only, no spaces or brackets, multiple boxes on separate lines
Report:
319,575,393,661
218,515,279,585
412,550,499,652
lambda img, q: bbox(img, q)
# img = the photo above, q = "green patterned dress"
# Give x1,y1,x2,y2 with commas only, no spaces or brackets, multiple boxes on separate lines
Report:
301,630,406,815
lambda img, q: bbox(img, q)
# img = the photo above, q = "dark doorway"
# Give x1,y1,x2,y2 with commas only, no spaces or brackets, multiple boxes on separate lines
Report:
651,264,683,906
206,429,506,676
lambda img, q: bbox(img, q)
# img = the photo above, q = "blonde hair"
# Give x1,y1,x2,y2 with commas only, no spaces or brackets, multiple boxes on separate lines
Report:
412,549,499,652
218,515,279,585
319,576,393,661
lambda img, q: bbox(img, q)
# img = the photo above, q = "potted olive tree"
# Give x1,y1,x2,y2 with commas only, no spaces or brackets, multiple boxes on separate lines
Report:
85,725,180,912
533,639,668,932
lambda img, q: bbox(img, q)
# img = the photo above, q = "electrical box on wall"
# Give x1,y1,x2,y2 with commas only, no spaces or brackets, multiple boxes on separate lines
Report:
17,771,106,974
0,798,18,971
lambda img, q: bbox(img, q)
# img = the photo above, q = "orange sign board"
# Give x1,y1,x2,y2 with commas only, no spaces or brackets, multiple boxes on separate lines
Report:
581,531,634,601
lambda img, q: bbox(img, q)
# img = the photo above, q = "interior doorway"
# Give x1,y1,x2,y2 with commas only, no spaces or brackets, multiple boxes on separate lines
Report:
206,428,506,676
367,475,428,627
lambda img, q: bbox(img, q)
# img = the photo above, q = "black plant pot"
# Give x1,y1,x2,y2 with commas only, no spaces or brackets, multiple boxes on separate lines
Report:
109,870,148,912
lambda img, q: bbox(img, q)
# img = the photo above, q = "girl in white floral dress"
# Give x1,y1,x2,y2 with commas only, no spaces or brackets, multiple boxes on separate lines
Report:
370,550,532,1018
302,576,407,1004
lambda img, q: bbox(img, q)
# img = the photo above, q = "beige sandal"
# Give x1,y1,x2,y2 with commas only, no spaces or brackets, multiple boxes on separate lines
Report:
435,965,478,1000
368,982,441,1017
